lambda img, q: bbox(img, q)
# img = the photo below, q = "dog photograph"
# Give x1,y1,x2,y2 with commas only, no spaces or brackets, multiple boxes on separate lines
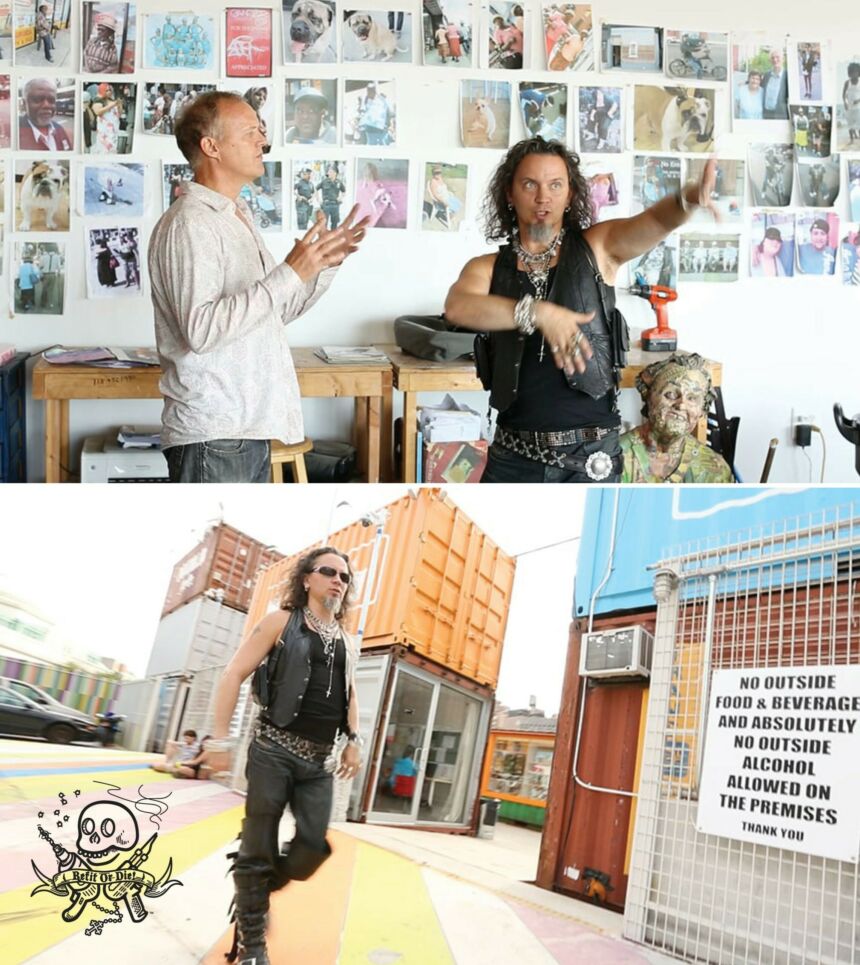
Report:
633,85,716,153
632,154,681,215
241,161,283,233
790,104,832,157
488,2,523,70
422,161,467,232
578,86,622,152
795,211,839,275
460,79,511,148
354,157,408,229
143,12,215,69
285,79,338,144
542,3,593,72
422,0,474,69
795,154,840,208
82,161,145,217
162,162,193,209
732,36,790,121
600,24,663,73
343,79,396,146
679,234,741,283
13,242,66,315
343,10,412,63
518,82,565,140
225,7,272,77
685,158,745,221
664,30,728,81
283,0,337,64
86,226,142,298
582,158,625,223
628,237,678,289
220,81,274,153
748,143,794,206
749,211,795,278
14,159,70,231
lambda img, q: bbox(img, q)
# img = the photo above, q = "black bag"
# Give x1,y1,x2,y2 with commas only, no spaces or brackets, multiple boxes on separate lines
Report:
306,441,357,483
394,315,475,362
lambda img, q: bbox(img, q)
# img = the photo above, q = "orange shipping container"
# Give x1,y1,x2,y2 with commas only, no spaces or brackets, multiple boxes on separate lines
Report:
162,523,284,618
244,489,515,689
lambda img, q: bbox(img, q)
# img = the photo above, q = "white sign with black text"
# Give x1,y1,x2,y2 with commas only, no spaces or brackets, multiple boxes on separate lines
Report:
697,665,860,863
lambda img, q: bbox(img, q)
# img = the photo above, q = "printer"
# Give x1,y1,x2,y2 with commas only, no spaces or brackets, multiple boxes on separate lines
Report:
81,436,169,483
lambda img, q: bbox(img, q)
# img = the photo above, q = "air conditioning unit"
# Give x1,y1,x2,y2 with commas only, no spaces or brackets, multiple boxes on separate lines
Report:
580,625,653,680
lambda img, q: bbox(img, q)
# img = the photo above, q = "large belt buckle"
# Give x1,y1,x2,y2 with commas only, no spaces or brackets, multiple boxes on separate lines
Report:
585,450,614,481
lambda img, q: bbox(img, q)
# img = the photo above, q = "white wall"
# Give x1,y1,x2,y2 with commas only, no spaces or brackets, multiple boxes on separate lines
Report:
4,0,858,482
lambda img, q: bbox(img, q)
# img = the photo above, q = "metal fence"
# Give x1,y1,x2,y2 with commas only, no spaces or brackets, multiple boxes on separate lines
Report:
624,505,860,964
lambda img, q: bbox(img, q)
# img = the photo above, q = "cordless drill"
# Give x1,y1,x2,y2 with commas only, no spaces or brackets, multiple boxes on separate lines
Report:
628,278,679,352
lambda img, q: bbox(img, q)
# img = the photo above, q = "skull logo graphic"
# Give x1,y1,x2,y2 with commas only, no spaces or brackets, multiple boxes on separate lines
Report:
76,802,139,866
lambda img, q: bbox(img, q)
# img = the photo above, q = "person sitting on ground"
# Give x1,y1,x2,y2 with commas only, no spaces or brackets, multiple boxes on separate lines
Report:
151,729,199,772
173,734,217,779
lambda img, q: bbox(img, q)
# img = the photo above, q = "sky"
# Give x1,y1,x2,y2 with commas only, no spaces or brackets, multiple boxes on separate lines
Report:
0,485,589,715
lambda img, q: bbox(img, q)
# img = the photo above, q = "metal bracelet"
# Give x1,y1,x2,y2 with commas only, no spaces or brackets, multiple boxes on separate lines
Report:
347,732,365,749
513,294,536,335
205,738,236,752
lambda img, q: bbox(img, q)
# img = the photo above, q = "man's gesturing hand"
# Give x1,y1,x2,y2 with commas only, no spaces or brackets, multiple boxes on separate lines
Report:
285,206,370,282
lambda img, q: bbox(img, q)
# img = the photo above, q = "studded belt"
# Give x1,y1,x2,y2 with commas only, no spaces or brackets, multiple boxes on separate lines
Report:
256,721,333,766
494,426,620,481
497,425,615,447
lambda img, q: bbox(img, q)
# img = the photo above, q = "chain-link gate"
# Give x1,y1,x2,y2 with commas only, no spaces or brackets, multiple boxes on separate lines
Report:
624,506,860,965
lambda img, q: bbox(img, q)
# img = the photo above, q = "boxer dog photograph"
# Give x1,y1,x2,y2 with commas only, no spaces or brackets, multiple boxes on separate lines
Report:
282,0,337,63
15,159,70,231
460,80,510,148
343,10,411,62
633,85,716,152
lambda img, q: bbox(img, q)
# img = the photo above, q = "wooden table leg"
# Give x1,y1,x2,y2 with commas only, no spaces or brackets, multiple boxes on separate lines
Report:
59,400,70,482
354,397,368,478
402,391,417,483
366,396,380,484
380,375,393,482
44,399,61,483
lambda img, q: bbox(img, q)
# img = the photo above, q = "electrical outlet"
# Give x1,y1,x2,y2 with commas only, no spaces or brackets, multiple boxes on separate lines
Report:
794,414,815,427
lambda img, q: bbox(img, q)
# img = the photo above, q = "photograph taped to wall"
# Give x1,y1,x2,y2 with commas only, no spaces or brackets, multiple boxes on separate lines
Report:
796,153,840,207
577,86,621,152
685,158,744,222
13,241,65,315
283,0,336,64
788,39,826,103
679,233,740,283
344,78,396,146
143,12,215,70
225,7,272,77
460,78,510,148
162,161,192,208
488,2,523,71
628,235,678,288
795,210,839,275
840,223,860,285
748,142,794,206
285,78,337,145
664,30,728,82
82,80,136,154
219,80,274,152
239,160,282,232
732,34,789,121
354,157,407,229
291,159,349,231
542,3,592,72
0,73,10,148
86,225,141,297
82,161,144,217
14,0,71,68
142,81,215,135
17,76,75,151
81,2,136,74
633,85,716,153
632,154,681,215
0,3,10,64
850,160,860,220
422,161,467,232
0,160,4,212
343,10,411,63
15,158,69,231
750,209,795,278
583,157,626,223
600,24,663,74
422,0,473,68
518,82,565,140
835,57,860,150
790,104,832,157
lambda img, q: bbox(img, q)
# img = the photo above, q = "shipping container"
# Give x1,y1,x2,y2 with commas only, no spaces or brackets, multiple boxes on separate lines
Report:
146,596,249,677
480,730,555,828
244,489,515,689
161,523,284,618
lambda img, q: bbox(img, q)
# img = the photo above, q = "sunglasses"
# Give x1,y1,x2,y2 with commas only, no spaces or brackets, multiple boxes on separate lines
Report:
310,565,351,585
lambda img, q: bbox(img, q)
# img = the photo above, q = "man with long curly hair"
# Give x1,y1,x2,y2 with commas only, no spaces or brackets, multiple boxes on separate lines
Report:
207,546,362,965
445,135,717,483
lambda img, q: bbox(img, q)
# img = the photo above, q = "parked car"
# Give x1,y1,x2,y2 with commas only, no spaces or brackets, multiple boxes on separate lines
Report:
0,685,100,744
0,676,73,714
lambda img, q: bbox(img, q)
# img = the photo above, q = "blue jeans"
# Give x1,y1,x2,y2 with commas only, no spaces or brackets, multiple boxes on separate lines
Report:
480,432,622,483
42,33,53,61
163,438,270,483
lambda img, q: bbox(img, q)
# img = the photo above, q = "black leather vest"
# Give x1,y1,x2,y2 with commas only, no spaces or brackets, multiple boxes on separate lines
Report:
483,231,627,413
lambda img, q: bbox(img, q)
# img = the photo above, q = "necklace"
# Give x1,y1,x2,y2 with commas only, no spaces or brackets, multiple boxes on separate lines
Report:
303,607,341,698
512,227,565,362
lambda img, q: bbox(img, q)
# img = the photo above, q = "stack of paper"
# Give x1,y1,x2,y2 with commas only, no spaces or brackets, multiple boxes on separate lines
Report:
42,346,159,368
314,346,389,364
117,426,162,448
418,394,483,443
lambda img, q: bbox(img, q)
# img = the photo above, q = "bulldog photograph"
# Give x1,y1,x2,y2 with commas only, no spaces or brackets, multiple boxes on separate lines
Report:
17,77,75,151
343,10,412,63
220,80,274,152
748,143,794,207
82,161,145,217
686,158,745,221
15,159,70,231
633,85,716,152
459,78,510,148
542,2,593,72
795,154,840,207
422,0,474,68
81,1,136,74
283,0,336,63
679,234,741,283
13,242,66,315
143,12,215,69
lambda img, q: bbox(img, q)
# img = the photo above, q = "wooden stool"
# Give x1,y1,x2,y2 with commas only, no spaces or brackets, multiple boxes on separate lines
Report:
270,438,313,483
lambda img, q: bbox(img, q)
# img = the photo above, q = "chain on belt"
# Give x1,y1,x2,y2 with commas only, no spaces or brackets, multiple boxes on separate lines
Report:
256,721,333,766
493,426,618,481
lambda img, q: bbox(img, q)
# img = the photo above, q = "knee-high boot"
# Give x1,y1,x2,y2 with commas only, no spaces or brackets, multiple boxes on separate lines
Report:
227,874,270,965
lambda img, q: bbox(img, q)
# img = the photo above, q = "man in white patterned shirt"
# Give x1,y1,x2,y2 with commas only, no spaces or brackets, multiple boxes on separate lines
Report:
149,91,367,483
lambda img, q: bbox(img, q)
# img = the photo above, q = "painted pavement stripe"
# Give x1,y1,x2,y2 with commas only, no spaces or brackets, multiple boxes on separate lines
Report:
339,836,455,965
1,763,152,777
0,767,169,806
2,801,245,964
